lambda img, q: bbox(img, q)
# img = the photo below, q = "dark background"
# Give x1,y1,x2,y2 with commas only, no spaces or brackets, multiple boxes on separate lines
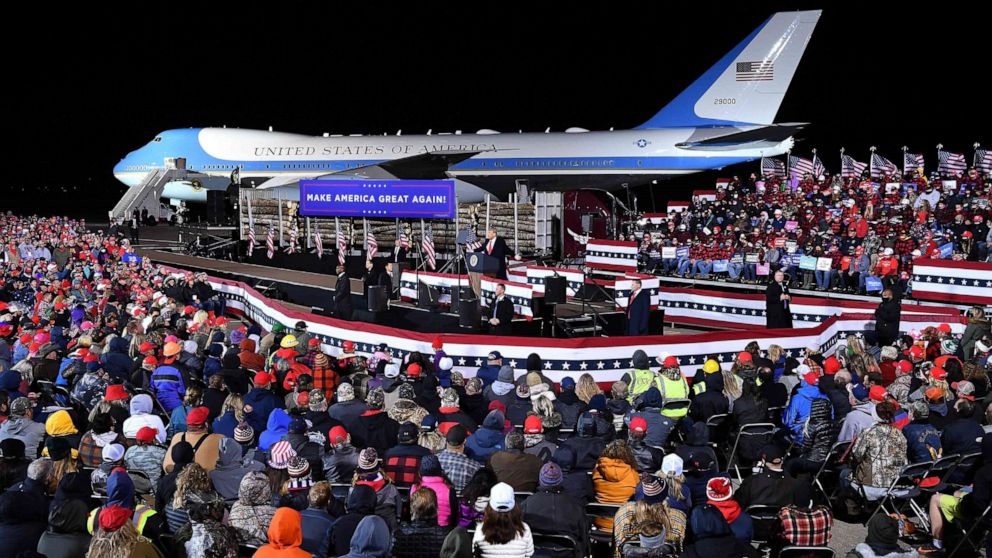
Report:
7,4,988,219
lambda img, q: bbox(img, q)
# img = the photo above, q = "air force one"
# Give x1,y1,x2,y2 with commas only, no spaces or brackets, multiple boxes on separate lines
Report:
114,10,821,206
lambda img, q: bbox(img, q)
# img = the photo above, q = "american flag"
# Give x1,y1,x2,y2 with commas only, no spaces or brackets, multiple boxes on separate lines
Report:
366,224,377,261
265,222,275,259
761,156,786,178
286,221,298,254
246,198,255,257
422,224,436,270
313,222,323,259
735,61,774,81
904,152,925,175
812,155,827,178
975,148,992,174
335,218,346,265
870,153,899,179
462,227,483,251
788,155,814,178
841,155,867,178
398,225,409,250
938,149,967,176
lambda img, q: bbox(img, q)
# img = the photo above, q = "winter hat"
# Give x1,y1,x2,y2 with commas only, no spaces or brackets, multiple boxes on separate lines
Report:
102,443,125,463
136,426,158,444
588,393,607,412
366,387,385,410
358,448,379,472
337,383,355,402
483,409,505,430
497,365,514,383
171,441,195,466
446,425,468,446
940,339,958,355
632,350,649,369
288,456,310,478
46,437,72,461
420,454,443,477
560,376,576,389
525,372,543,387
398,383,415,400
288,418,307,434
866,513,901,548
909,400,930,419
880,346,898,361
539,462,563,487
526,353,542,371
267,440,296,469
661,454,684,477
0,439,25,460
441,387,459,407
639,474,669,505
706,476,733,502
489,482,515,512
234,422,254,443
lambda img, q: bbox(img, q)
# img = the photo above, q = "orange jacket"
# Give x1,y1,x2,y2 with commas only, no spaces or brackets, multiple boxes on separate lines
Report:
592,457,639,529
252,508,311,558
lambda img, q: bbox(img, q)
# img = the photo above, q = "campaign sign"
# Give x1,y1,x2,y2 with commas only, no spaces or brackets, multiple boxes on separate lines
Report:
299,180,456,219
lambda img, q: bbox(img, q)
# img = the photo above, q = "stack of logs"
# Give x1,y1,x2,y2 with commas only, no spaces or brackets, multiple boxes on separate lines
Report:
241,196,536,254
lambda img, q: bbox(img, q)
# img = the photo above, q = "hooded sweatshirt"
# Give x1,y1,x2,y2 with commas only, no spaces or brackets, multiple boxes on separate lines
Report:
592,456,638,529
340,515,392,558
211,437,263,501
36,499,92,558
464,410,506,463
0,414,46,459
230,472,277,547
331,485,378,557
122,394,168,443
253,507,313,558
259,408,292,451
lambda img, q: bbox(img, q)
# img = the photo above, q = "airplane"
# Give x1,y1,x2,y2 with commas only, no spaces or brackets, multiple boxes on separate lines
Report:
114,10,821,204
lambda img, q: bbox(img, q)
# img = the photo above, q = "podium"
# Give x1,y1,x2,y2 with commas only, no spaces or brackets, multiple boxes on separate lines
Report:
466,252,501,297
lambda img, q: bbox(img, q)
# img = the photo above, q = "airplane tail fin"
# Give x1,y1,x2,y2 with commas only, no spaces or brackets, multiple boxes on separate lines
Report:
637,10,822,129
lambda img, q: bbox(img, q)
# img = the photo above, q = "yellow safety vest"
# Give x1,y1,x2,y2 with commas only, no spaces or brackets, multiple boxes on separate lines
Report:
88,504,156,535
658,374,690,418
627,368,660,403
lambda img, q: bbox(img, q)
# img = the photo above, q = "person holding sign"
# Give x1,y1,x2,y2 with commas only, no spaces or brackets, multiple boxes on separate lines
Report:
766,270,793,329
476,227,511,280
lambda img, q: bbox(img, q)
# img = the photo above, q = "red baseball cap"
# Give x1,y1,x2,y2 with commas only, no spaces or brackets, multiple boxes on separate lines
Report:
138,342,156,353
736,352,753,363
136,426,157,444
803,371,819,386
908,346,924,360
253,372,273,386
308,338,321,348
823,356,841,375
329,426,348,444
663,356,679,369
630,416,648,434
869,385,888,402
186,406,210,427
930,367,947,381
897,360,913,374
524,415,543,434
105,384,128,401
406,363,422,377
938,323,951,333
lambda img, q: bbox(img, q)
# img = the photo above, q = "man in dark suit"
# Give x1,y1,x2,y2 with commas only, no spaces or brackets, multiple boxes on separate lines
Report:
333,265,353,320
874,288,901,346
378,261,397,300
488,283,514,335
475,227,511,280
626,279,650,336
765,270,793,328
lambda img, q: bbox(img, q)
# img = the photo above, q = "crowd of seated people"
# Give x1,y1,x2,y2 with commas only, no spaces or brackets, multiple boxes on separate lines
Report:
0,212,989,557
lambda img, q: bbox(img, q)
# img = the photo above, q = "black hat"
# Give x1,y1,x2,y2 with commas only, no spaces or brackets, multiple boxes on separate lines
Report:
0,438,25,460
445,425,468,446
398,422,418,444
760,443,785,463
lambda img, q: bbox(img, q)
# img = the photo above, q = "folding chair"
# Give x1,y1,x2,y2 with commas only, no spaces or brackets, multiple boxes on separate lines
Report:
916,453,961,508
948,502,991,558
866,461,934,527
531,533,580,558
945,452,982,488
705,413,730,446
726,422,776,482
767,405,786,426
779,546,835,558
238,543,260,557
746,504,781,546
586,502,621,550
810,440,851,507
329,482,351,501
127,468,154,495
514,491,534,507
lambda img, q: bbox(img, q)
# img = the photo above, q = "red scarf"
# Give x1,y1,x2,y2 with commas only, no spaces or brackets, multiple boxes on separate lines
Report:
710,498,741,524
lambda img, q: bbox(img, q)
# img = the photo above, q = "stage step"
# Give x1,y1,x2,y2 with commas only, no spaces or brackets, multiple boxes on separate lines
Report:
555,314,605,338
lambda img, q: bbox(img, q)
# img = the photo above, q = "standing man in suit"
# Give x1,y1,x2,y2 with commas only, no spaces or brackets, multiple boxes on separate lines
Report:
766,269,793,328
379,261,397,300
333,265,353,320
476,227,511,280
626,279,650,336
488,283,514,335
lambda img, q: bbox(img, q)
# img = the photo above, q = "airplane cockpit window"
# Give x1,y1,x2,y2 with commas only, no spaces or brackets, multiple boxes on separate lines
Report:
153,136,162,142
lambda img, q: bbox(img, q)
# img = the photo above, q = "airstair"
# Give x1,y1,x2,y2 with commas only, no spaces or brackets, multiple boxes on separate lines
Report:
109,158,208,222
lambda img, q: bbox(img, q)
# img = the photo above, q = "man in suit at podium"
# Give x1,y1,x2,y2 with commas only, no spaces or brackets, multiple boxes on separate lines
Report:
488,283,514,335
626,279,650,336
475,227,511,280
333,265,353,320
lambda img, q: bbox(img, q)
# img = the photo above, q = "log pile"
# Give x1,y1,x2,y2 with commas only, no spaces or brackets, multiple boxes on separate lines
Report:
240,195,536,254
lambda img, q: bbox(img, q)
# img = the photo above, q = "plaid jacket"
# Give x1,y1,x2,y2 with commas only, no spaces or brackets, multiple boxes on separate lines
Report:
384,454,423,487
777,504,832,546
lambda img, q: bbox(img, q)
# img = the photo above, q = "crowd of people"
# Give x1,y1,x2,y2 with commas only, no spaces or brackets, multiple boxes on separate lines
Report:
633,167,990,295
0,211,989,558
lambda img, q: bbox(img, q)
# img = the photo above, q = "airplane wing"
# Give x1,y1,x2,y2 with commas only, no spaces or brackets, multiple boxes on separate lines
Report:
253,150,480,191
676,123,807,150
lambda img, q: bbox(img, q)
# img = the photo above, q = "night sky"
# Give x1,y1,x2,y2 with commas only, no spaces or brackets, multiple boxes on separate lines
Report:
8,4,988,218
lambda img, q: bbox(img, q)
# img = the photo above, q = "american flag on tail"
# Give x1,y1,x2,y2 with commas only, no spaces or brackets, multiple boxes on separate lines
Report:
366,225,377,261
871,153,899,179
938,149,967,175
761,156,786,179
265,222,275,259
336,218,346,265
975,148,992,174
789,155,814,178
422,225,436,270
812,154,826,178
904,152,925,175
841,155,867,178
313,222,323,259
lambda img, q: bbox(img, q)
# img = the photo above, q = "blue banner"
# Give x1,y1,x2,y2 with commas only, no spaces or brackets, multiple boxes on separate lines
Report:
676,247,689,258
299,179,456,219
938,242,954,259
799,255,818,270
713,260,729,272
865,276,883,292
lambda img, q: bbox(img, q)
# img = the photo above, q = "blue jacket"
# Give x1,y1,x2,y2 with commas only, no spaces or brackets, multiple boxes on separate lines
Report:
300,508,334,558
149,364,186,413
0,370,24,401
244,387,284,433
212,410,240,439
202,356,222,382
783,383,828,443
475,364,501,388
101,337,133,382
903,421,941,463
465,426,505,463
258,409,291,452
727,510,754,544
